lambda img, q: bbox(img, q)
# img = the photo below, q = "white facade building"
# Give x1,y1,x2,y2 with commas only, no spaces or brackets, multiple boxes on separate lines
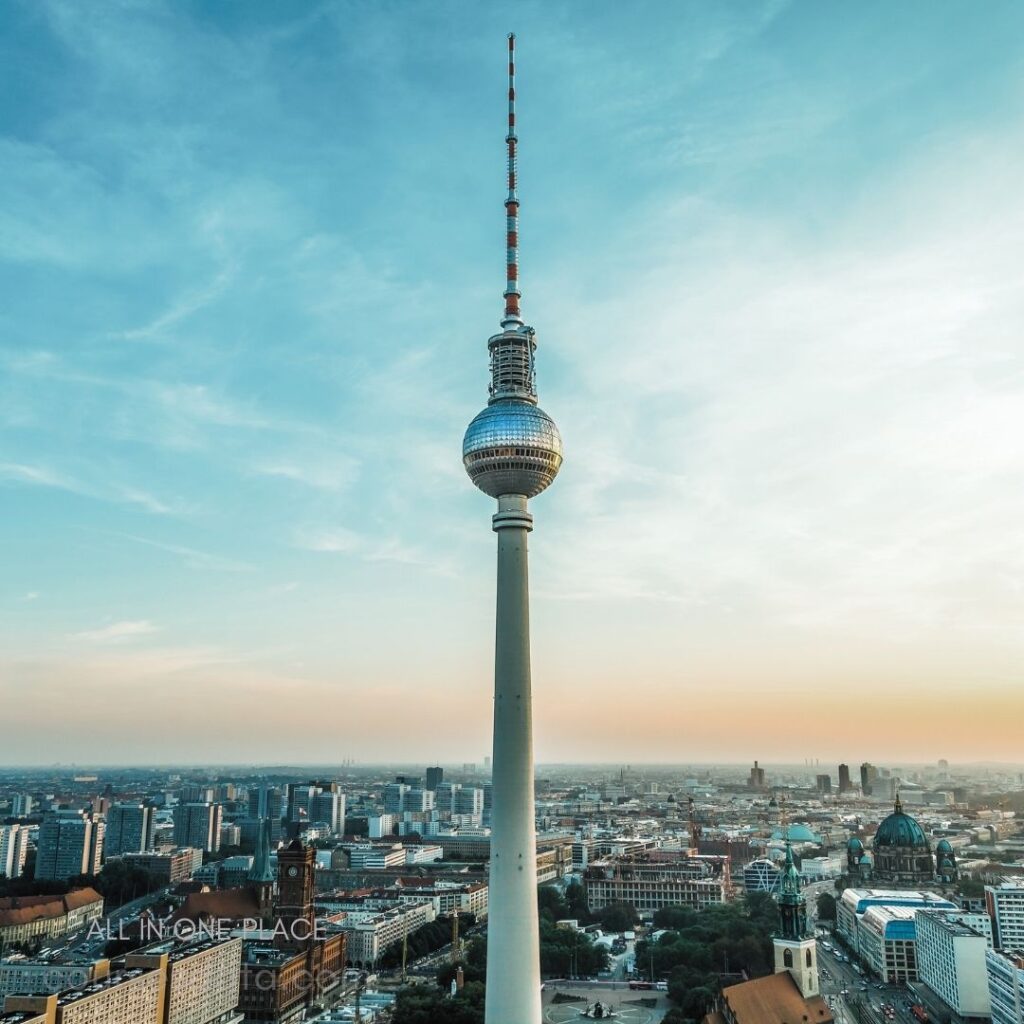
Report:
0,825,30,880
916,911,993,1017
988,883,1024,951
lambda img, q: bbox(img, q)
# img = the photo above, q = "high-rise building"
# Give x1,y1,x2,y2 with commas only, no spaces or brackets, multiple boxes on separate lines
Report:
861,762,878,795
0,824,30,879
180,785,215,804
986,950,1024,1024
987,881,1024,951
249,785,283,821
454,787,484,821
435,782,460,814
749,761,767,789
172,803,222,853
838,764,852,793
425,767,443,792
11,794,34,817
35,811,104,881
915,911,992,1018
816,774,832,794
105,803,155,856
127,937,242,1024
459,34,563,1024
382,783,408,815
310,791,345,834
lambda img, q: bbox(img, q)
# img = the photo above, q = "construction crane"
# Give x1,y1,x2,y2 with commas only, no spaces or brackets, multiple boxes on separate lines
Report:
688,796,702,854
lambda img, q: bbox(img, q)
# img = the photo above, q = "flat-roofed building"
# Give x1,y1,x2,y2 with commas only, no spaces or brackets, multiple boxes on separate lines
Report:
34,815,103,883
988,883,1024,951
986,950,1024,1024
837,889,957,957
0,958,110,998
128,937,242,1024
585,852,730,912
0,828,29,882
916,911,993,1017
3,966,163,1024
122,849,200,887
106,805,155,857
173,805,222,855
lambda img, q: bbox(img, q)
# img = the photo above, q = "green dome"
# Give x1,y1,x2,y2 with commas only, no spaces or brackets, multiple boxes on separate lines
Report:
771,824,819,844
935,838,953,853
874,801,929,849
847,836,864,852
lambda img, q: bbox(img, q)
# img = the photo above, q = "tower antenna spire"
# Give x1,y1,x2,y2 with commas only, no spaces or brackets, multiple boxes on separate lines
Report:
503,32,522,327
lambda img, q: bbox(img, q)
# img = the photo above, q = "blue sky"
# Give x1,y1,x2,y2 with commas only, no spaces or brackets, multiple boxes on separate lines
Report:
2,1,1023,764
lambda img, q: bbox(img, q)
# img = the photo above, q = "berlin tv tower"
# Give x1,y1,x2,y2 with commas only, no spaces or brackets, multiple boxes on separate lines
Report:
462,33,563,1024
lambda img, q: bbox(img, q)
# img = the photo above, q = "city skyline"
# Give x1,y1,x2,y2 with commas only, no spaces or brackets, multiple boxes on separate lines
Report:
3,2,1024,764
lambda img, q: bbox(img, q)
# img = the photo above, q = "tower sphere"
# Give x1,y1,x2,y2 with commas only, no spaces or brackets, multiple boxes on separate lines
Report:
463,399,562,498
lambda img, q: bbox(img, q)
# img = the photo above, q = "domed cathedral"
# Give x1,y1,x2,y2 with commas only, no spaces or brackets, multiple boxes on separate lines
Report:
871,794,935,886
935,839,958,883
846,836,872,879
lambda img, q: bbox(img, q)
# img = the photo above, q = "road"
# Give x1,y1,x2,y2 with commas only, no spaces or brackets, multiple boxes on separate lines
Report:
816,937,916,1024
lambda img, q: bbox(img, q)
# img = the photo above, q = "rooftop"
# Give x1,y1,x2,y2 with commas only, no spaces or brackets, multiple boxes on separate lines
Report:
721,970,833,1024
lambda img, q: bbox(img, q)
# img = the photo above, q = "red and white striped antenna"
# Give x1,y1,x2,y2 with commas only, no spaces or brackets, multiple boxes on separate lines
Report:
502,32,522,328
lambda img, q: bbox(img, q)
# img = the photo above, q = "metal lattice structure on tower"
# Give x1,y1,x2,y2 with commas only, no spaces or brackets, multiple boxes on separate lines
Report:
461,34,562,1024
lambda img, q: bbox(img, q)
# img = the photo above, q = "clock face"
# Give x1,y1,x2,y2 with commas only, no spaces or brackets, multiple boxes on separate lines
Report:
287,866,298,878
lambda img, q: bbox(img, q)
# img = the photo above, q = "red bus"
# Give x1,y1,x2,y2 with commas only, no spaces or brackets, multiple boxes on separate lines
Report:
911,1006,929,1022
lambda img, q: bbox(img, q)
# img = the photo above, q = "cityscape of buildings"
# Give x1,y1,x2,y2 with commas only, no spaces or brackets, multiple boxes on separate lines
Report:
0,760,1022,1024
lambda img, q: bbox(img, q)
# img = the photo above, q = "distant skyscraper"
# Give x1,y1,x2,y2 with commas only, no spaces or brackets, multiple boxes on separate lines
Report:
10,794,34,817
838,764,852,793
105,803,155,856
173,803,222,853
460,34,563,1024
748,761,767,789
383,783,409,815
310,791,345,834
816,774,832,794
0,824,29,879
425,766,443,792
860,762,878,795
249,785,283,821
35,811,104,880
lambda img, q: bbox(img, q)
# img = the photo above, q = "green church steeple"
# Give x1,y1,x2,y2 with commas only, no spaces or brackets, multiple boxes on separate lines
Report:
777,842,809,940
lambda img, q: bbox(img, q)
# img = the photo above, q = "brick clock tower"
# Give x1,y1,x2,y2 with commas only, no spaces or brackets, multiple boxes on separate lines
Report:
275,839,316,949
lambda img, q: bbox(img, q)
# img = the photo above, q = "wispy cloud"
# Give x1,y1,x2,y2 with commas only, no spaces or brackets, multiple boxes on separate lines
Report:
116,533,255,573
71,619,160,643
295,526,455,575
0,462,76,490
0,460,184,516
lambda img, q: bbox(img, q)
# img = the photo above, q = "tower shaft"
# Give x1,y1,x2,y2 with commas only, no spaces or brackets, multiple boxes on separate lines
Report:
485,493,541,1024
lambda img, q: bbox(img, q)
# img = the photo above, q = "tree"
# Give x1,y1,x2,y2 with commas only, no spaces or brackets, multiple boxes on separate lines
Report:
640,898,777,1013
594,901,638,933
816,892,837,922
392,982,485,1024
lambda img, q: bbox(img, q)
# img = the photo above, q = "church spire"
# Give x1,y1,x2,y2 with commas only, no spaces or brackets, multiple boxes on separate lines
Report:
248,816,276,885
777,841,808,940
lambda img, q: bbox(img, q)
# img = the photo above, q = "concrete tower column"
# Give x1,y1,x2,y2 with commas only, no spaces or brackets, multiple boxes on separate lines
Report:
485,492,541,1024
